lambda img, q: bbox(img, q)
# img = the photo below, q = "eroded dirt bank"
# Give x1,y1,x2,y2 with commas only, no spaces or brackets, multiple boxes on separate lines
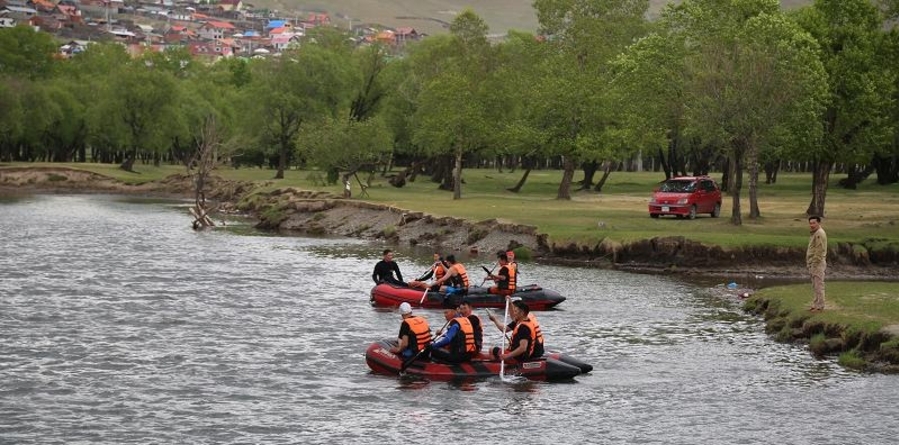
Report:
3,166,897,280
744,296,899,373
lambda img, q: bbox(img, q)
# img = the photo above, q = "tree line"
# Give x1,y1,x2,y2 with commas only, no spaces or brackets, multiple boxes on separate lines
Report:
1,0,898,224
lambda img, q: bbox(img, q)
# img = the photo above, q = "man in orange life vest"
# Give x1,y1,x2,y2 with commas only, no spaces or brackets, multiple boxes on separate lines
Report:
389,302,433,359
427,300,477,364
408,253,448,291
432,254,470,296
488,299,545,361
457,299,483,353
486,251,516,296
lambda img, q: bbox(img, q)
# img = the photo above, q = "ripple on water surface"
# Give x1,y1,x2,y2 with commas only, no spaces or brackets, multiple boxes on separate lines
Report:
1,195,897,445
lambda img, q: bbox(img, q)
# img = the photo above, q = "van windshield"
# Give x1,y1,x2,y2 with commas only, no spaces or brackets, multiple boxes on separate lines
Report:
659,180,695,193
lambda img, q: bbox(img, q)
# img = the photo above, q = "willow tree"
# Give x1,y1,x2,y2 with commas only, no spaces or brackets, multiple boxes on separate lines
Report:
108,64,179,172
657,0,828,225
532,0,651,200
488,30,555,192
0,78,24,162
410,9,494,199
242,44,355,179
611,31,691,181
0,26,58,80
296,116,393,196
794,0,895,216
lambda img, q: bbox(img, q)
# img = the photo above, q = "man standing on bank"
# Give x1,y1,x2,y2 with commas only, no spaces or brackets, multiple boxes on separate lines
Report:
807,215,828,312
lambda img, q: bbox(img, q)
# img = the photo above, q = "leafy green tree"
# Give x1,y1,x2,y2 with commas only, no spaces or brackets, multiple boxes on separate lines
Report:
62,42,131,78
413,69,489,199
169,70,240,169
34,78,88,162
241,45,356,179
480,31,547,190
63,42,131,163
633,0,828,225
139,46,198,78
99,63,179,171
611,31,692,180
0,77,24,161
0,26,58,79
380,35,457,176
410,9,494,199
872,27,899,185
296,116,393,190
531,0,651,199
349,45,389,122
794,0,896,215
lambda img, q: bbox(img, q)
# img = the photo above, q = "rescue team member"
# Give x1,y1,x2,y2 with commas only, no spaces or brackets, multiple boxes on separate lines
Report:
487,298,545,358
389,302,433,359
493,300,542,362
432,254,469,295
372,249,407,287
507,250,519,277
486,251,516,296
427,301,477,364
457,299,483,353
408,253,448,291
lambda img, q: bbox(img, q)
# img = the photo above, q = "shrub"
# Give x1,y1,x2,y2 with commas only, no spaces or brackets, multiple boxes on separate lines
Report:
809,333,827,357
511,246,532,261
837,351,866,370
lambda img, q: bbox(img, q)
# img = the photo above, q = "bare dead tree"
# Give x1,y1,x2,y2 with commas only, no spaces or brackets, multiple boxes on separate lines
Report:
185,115,221,230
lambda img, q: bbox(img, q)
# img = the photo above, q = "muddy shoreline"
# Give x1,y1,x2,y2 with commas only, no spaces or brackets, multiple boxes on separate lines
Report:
2,166,896,281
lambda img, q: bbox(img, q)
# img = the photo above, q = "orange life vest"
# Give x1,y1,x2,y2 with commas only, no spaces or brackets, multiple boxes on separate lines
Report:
450,316,476,354
528,313,544,344
404,316,433,352
434,262,447,281
505,263,517,292
451,263,469,288
528,313,544,356
512,317,538,359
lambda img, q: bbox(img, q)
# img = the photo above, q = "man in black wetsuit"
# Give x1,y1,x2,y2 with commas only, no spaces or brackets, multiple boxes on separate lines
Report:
372,249,407,286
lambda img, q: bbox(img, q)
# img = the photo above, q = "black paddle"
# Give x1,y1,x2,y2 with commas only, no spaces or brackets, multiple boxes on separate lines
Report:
479,264,496,287
399,344,430,373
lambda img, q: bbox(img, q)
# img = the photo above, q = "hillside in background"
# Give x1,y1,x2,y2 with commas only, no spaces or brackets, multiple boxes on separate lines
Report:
249,0,813,35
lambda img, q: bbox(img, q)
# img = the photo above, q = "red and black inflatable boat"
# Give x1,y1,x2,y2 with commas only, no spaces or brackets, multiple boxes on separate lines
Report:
365,338,592,381
369,283,566,311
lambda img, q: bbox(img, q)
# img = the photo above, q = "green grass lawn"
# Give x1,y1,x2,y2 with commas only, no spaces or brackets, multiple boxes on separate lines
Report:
755,282,899,332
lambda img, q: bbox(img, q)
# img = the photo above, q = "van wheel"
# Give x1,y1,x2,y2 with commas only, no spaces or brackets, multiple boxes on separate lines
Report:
687,205,697,220
711,203,721,218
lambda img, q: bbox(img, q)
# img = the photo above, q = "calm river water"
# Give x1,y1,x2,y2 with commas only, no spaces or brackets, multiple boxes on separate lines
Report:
1,194,896,445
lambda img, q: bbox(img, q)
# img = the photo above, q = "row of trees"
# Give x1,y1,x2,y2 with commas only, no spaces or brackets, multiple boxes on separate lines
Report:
1,0,898,225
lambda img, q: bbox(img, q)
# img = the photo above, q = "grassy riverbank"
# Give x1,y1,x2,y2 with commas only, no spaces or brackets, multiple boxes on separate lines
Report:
745,282,899,372
13,162,897,249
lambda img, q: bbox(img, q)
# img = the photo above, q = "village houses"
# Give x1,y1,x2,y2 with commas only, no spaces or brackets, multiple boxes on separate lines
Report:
0,0,425,60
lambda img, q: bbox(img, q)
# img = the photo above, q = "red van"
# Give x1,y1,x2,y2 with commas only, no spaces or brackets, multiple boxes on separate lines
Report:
648,176,722,219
